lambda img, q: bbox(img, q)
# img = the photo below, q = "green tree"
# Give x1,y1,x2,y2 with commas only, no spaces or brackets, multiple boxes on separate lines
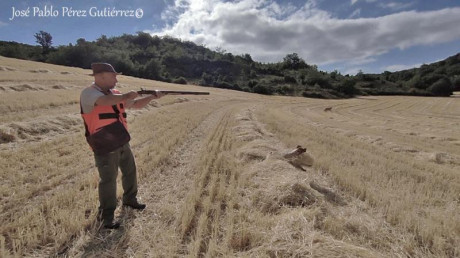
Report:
283,53,306,70
141,59,162,80
34,31,53,53
242,53,253,63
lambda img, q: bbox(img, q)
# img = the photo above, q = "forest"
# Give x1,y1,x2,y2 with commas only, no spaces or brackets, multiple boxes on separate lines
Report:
1,31,459,98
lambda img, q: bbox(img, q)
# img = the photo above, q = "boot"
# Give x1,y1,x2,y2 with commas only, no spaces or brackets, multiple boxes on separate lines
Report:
123,201,146,210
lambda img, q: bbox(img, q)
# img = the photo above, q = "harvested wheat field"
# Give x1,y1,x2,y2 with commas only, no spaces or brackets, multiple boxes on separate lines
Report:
1,56,459,258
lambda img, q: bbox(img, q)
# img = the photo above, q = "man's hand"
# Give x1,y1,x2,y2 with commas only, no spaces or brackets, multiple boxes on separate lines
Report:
122,91,139,101
125,90,163,109
153,90,164,99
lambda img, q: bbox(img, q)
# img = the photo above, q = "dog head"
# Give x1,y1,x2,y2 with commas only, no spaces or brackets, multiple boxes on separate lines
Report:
296,145,307,154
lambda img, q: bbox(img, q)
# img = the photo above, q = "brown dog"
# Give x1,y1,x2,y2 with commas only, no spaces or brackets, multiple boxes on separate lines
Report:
283,145,307,159
283,145,314,171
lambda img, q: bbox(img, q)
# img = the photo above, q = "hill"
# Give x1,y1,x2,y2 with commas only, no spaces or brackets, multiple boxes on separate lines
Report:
0,57,459,257
1,32,459,98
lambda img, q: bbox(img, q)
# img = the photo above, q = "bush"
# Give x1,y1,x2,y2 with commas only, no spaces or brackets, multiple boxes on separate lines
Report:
284,75,297,84
248,80,258,89
275,85,294,95
428,77,453,96
452,76,460,91
200,72,215,86
305,73,332,88
173,77,187,84
337,78,357,96
253,84,273,95
214,81,233,89
302,91,327,98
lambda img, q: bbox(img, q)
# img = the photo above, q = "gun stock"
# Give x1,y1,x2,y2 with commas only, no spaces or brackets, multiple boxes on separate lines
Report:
138,88,210,95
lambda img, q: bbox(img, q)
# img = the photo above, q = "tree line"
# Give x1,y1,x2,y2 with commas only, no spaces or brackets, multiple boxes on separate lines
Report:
1,31,458,98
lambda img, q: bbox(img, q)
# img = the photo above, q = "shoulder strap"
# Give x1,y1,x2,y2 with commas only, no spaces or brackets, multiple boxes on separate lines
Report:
111,104,127,120
80,103,90,137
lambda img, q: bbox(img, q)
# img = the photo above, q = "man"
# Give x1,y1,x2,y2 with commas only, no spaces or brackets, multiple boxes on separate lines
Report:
80,63,163,229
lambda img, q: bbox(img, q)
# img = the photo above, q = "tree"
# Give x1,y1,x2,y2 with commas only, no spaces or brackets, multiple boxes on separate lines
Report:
283,53,307,70
242,53,253,63
133,32,153,48
34,31,53,53
142,59,162,80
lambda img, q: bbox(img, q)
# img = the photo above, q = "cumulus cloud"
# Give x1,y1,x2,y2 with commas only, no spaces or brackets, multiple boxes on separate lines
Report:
384,63,422,72
149,0,460,67
348,8,361,18
379,2,415,11
351,0,377,5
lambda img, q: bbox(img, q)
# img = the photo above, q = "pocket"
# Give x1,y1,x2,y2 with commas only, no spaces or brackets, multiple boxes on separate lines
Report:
87,121,130,155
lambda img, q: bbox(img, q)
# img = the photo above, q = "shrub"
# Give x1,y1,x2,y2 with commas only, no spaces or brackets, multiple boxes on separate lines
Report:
302,91,327,98
337,78,357,96
248,80,258,89
428,77,453,96
200,72,215,86
284,75,297,84
253,84,273,95
173,77,188,84
452,76,460,91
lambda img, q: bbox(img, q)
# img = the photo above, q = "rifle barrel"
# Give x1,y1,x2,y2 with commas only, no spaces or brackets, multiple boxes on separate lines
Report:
138,90,210,95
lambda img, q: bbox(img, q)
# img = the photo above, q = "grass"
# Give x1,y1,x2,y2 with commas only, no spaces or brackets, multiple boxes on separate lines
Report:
255,96,460,257
1,56,459,257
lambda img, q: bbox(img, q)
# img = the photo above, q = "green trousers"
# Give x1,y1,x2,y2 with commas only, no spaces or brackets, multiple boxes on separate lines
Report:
94,143,138,224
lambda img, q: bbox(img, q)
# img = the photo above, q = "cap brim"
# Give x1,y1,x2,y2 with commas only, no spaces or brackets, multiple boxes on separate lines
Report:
88,72,122,76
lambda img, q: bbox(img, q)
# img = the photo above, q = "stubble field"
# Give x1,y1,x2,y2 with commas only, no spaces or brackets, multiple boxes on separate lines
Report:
0,56,459,257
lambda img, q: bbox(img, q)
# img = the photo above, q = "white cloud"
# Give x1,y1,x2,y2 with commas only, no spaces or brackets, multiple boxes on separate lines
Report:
348,8,361,18
149,0,460,67
348,57,376,66
379,2,415,11
343,67,363,76
351,0,377,5
384,63,422,72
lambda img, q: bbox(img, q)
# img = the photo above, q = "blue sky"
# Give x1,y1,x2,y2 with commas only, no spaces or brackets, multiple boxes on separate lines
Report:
1,0,460,75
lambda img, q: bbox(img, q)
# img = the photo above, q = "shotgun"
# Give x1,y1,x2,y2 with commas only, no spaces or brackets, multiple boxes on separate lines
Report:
137,88,210,96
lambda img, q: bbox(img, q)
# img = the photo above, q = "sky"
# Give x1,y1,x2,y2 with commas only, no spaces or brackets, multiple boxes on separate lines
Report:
1,0,460,75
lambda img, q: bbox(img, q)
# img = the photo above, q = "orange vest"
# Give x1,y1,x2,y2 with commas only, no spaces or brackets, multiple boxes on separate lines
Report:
80,88,128,136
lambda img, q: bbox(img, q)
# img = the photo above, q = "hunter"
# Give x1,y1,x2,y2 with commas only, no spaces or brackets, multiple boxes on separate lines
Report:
80,63,163,229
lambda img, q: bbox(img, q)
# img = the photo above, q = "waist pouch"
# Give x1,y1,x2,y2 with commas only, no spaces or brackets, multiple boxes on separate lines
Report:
86,121,130,155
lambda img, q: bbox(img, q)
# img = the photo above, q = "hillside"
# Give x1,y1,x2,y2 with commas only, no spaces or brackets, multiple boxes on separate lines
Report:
1,33,459,98
0,57,459,257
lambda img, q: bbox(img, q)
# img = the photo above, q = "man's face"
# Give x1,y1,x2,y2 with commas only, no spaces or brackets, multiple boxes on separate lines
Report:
100,72,118,88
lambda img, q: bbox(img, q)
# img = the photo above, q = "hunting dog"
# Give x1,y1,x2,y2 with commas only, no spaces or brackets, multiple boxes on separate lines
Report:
283,145,314,171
